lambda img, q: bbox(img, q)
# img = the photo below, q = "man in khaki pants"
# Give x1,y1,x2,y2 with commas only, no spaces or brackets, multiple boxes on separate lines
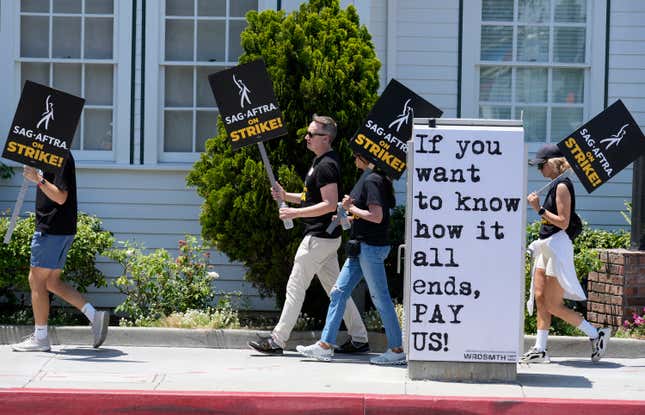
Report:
249,115,369,355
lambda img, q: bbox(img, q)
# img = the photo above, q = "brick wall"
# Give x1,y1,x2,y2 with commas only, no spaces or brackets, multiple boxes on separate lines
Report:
587,249,645,328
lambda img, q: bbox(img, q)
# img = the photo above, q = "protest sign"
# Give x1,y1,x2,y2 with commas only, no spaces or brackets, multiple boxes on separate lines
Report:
208,59,287,150
407,120,524,363
557,100,645,193
2,81,84,174
349,79,442,180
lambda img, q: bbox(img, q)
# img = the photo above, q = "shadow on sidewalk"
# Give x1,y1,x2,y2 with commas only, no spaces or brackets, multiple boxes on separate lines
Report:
51,347,139,362
518,373,592,388
555,360,623,369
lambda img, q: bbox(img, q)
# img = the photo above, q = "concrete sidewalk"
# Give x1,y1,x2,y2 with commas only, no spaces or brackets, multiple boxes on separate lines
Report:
1,327,644,414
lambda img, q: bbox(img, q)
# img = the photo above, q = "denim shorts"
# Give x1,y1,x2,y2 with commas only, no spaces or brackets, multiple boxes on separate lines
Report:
30,231,75,270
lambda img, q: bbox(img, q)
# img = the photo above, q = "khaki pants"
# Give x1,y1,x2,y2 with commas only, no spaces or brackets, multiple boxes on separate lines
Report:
272,235,369,347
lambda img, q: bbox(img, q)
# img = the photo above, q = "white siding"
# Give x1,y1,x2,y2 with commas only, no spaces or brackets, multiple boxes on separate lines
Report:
599,0,645,231
0,166,276,311
394,0,460,117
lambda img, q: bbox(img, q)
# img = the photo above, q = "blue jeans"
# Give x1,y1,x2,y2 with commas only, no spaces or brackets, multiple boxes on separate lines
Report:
321,243,402,349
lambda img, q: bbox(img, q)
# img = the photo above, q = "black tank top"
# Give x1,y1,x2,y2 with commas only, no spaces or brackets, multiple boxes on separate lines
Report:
539,176,575,240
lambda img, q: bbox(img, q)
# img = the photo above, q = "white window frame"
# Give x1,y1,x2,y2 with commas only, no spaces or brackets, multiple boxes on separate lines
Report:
461,0,606,153
145,0,274,165
2,0,131,165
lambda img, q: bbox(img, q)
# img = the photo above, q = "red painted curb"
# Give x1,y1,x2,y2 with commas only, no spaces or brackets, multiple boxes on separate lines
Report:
0,389,643,415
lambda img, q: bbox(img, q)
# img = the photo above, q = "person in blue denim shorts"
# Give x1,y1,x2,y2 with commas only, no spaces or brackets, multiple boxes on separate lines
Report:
297,153,406,365
11,154,109,352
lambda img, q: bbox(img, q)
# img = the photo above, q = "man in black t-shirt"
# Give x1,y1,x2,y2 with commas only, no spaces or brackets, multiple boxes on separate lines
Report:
11,154,109,352
249,115,369,355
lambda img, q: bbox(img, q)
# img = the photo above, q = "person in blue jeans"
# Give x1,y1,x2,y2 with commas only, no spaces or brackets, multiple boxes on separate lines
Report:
297,153,405,365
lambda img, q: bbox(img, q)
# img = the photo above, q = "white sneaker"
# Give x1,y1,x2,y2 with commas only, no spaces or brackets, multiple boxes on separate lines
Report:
370,349,406,365
591,327,611,362
91,310,110,348
11,335,51,352
296,342,334,362
520,346,550,364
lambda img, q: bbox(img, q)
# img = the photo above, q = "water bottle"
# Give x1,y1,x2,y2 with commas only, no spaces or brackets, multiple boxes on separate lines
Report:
338,202,351,230
280,201,294,229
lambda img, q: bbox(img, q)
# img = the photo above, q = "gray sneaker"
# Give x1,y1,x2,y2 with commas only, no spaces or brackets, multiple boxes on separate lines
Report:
296,342,334,362
12,335,51,352
92,310,110,348
370,349,407,365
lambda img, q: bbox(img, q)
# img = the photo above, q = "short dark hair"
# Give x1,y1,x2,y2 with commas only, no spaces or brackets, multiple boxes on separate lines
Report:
312,114,337,141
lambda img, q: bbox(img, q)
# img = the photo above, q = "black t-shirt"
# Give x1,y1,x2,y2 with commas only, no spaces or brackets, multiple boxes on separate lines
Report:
300,150,342,238
539,176,575,240
36,154,78,235
350,171,395,245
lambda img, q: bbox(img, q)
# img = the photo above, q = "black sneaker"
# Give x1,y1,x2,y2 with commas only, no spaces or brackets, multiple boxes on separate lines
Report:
591,327,611,362
519,346,550,363
334,338,370,354
248,337,283,355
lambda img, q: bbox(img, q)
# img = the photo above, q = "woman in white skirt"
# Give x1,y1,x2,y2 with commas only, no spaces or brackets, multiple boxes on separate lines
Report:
523,144,610,363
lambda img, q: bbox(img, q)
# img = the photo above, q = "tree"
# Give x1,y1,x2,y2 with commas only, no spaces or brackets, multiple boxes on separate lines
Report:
186,0,381,309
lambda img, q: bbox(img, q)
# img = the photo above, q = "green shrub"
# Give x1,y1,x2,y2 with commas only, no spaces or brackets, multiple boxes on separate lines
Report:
107,235,220,324
0,163,13,180
186,0,381,313
126,307,241,329
524,219,629,335
0,212,113,303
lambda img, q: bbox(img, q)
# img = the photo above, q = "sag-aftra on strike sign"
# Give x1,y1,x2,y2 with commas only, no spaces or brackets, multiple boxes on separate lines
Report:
557,99,645,193
2,81,84,174
208,59,287,150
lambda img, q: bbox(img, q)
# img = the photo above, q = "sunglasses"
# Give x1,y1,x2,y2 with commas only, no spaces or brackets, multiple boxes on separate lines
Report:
305,131,327,138
537,162,545,170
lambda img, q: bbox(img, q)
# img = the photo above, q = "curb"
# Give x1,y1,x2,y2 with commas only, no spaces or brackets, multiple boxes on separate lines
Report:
1,325,644,357
0,389,642,415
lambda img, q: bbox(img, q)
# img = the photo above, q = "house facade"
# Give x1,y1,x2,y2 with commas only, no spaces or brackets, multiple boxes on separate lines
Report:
1,0,643,311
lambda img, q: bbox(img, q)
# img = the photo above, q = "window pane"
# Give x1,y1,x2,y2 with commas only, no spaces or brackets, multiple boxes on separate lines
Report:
85,17,113,59
554,27,585,63
482,0,513,21
53,17,81,58
555,0,586,23
229,20,248,61
551,107,583,140
516,68,547,103
198,0,226,16
520,106,547,141
53,63,81,96
230,0,258,17
479,105,511,119
21,63,50,87
21,16,49,58
21,0,49,13
552,68,584,103
84,109,113,150
166,20,194,61
517,26,549,62
480,26,513,61
85,64,113,105
53,0,81,13
165,67,194,107
197,66,223,107
196,111,218,152
166,0,194,16
518,0,550,23
479,66,511,101
86,0,114,14
197,21,226,62
164,111,193,152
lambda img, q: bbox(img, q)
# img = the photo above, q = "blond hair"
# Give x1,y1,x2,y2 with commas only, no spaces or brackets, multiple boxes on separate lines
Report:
546,157,571,175
312,114,337,141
